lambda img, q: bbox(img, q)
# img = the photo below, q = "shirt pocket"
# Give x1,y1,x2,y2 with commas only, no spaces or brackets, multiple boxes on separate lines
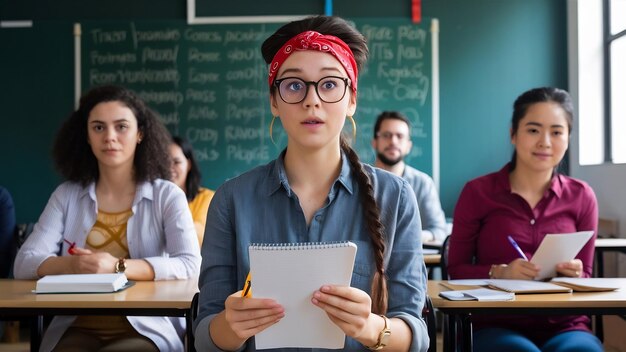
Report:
351,261,373,291
549,214,577,234
350,240,374,291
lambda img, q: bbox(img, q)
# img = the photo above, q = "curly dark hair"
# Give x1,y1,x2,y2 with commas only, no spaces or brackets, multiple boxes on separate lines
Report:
52,85,171,185
171,136,202,201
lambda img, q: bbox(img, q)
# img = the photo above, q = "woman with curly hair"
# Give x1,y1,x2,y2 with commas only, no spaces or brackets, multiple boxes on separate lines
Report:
14,85,200,352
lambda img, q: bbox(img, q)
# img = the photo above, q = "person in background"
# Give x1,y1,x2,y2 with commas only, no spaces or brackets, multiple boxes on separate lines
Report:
13,85,200,352
371,111,447,243
0,186,16,278
448,87,602,352
193,15,429,352
0,185,17,342
169,136,215,245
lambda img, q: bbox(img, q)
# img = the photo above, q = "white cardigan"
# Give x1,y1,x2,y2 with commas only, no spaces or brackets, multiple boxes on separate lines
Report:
14,179,201,352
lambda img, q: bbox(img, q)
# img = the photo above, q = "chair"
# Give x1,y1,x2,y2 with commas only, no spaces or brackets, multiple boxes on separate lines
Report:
423,295,438,352
440,235,451,280
189,292,200,352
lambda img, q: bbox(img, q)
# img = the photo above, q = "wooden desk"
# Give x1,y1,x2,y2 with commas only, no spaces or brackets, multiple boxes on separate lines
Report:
0,279,198,352
424,254,441,266
428,279,626,352
595,238,626,277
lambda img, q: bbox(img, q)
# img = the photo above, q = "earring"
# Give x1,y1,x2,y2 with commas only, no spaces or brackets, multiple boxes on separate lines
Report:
137,138,142,144
269,116,277,144
348,115,357,140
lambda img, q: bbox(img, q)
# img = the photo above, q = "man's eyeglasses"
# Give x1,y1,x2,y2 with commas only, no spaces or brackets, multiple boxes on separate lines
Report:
273,76,350,104
376,132,408,141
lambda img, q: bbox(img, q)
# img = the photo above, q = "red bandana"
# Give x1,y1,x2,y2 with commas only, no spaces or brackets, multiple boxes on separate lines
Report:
268,30,358,93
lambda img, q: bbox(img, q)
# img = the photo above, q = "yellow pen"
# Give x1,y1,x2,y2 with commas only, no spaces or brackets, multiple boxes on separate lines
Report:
241,272,252,298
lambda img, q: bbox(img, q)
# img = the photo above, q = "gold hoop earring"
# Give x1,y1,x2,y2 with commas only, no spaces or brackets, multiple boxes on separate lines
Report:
269,116,277,144
348,115,357,141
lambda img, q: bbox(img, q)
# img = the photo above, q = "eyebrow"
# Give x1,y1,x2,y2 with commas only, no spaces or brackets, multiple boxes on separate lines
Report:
524,121,565,129
89,118,130,124
278,66,343,78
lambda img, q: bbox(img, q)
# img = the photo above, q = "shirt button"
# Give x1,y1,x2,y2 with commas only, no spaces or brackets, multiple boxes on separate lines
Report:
315,215,322,221
530,219,536,225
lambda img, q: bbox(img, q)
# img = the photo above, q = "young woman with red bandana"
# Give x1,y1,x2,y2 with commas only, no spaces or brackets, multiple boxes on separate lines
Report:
193,16,429,351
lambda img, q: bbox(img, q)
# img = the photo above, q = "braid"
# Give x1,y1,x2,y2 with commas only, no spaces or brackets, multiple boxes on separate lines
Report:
340,137,388,314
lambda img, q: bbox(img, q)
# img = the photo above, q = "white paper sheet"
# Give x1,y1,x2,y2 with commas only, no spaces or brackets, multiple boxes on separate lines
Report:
530,231,594,280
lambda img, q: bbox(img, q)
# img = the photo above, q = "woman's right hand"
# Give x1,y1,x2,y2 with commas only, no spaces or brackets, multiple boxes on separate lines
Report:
210,291,284,350
496,258,539,280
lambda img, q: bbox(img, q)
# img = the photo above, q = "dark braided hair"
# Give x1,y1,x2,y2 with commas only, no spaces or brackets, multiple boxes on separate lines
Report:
340,136,388,314
262,15,387,314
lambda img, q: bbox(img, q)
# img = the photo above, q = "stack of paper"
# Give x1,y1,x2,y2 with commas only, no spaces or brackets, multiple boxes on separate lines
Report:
439,288,515,301
486,279,572,293
35,273,129,293
550,278,621,292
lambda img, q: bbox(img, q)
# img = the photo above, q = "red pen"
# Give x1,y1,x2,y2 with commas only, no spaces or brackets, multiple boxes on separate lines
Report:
63,239,77,255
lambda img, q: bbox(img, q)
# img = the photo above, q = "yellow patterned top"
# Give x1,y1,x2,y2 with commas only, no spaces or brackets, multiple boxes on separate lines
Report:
188,187,215,245
72,209,133,333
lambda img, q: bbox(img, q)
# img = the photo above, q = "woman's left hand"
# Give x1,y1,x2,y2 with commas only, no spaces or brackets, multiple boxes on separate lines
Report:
556,259,583,277
311,285,377,344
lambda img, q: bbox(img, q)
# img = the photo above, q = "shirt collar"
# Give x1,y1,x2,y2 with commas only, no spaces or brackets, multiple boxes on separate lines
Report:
79,180,154,206
496,162,564,198
267,149,355,196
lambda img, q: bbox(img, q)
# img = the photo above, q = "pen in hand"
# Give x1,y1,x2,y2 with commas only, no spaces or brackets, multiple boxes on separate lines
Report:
63,239,77,255
241,272,252,298
507,235,528,261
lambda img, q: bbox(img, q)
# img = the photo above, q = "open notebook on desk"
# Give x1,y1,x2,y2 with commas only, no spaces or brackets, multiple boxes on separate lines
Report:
441,278,621,294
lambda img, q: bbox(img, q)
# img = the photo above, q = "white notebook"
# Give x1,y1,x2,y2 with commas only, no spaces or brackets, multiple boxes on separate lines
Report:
439,288,515,301
249,241,357,350
35,273,129,294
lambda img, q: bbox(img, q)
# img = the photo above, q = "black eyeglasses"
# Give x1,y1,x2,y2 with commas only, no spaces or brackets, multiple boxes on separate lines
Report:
273,76,350,104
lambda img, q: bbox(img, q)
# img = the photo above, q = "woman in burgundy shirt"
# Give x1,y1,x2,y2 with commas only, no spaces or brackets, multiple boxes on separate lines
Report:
448,87,603,352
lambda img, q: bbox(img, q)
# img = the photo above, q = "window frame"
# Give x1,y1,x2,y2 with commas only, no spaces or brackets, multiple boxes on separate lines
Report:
603,0,626,163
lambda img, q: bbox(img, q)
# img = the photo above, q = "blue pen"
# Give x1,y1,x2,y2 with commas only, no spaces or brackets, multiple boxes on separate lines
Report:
507,235,529,261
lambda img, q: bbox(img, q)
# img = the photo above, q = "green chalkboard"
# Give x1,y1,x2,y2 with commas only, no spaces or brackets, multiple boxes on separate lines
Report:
81,18,433,189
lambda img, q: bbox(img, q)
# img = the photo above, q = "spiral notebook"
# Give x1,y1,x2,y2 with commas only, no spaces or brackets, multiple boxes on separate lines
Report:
249,241,358,350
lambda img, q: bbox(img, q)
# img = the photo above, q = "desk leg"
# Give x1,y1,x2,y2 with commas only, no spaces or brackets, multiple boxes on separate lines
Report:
443,313,457,352
30,316,42,352
459,314,472,352
186,310,195,352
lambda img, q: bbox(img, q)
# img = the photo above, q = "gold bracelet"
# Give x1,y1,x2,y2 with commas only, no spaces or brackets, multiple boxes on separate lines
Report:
367,315,391,350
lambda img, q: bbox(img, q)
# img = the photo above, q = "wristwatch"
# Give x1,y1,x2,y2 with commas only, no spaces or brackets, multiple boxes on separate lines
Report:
368,315,391,350
114,258,127,273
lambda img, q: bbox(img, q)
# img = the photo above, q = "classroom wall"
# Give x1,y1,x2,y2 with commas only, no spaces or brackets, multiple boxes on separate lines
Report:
0,0,568,223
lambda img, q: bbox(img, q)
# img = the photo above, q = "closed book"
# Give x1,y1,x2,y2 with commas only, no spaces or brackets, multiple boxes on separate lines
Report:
35,273,129,293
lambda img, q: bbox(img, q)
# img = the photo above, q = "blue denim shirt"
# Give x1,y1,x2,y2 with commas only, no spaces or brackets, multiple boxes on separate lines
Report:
194,151,429,351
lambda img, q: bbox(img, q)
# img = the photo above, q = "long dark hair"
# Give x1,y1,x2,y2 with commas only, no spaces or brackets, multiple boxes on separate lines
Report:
262,16,388,314
53,85,171,185
171,136,202,201
509,87,573,171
